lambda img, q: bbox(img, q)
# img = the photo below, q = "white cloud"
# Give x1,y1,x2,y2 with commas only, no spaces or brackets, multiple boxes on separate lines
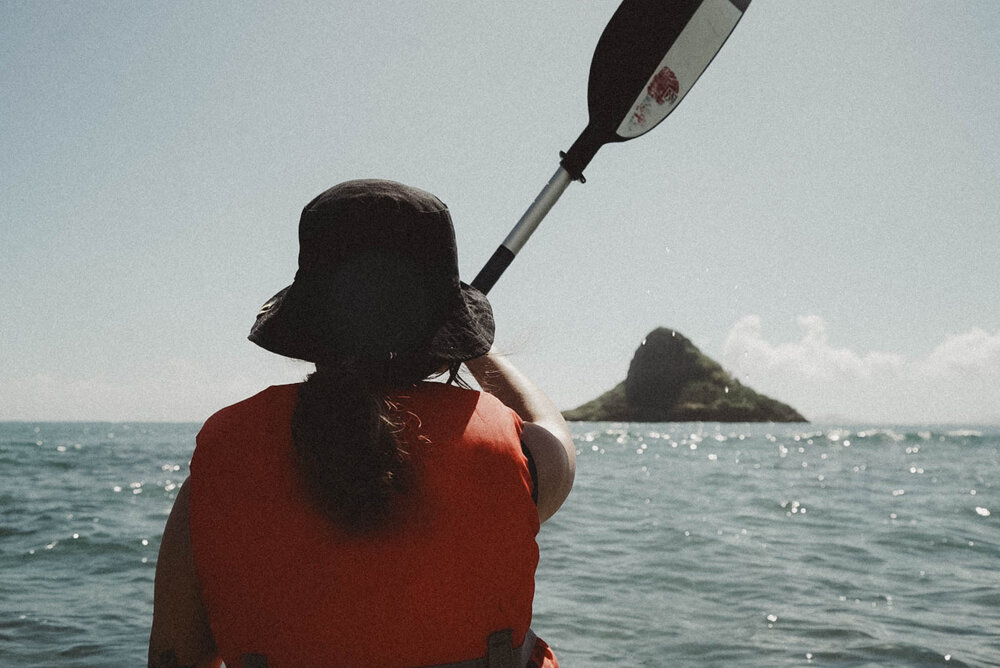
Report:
0,355,311,422
6,320,1000,425
722,315,1000,424
923,328,1000,376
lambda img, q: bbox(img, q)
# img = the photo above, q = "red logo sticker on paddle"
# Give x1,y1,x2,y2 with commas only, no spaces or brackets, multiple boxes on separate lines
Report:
648,66,680,105
619,65,682,138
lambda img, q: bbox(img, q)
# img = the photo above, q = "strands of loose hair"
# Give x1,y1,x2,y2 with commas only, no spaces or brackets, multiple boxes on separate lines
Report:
291,357,462,533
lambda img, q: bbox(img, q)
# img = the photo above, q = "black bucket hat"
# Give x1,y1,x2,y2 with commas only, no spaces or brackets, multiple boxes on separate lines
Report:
248,179,494,364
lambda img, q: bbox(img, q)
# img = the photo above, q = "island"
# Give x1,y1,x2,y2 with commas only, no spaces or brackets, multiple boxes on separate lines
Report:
562,327,807,422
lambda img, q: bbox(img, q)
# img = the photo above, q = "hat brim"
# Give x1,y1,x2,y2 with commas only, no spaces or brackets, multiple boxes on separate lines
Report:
427,281,494,362
248,280,494,364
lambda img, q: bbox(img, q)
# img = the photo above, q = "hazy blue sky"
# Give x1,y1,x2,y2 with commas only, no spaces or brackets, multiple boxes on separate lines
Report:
3,1,999,423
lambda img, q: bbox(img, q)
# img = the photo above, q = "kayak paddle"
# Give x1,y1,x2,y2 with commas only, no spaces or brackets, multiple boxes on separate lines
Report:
471,0,751,294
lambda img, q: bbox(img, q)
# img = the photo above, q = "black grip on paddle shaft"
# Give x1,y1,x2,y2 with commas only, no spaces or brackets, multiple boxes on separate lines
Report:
471,245,516,295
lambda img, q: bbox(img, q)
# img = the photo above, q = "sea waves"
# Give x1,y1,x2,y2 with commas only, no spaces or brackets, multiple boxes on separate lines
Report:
1,422,997,666
534,423,999,667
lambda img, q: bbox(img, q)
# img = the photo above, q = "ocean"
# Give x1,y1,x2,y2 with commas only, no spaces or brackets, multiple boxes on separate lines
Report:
1,420,997,667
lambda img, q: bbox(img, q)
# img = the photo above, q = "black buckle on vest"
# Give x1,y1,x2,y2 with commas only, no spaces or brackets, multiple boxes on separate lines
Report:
486,629,515,668
242,653,269,668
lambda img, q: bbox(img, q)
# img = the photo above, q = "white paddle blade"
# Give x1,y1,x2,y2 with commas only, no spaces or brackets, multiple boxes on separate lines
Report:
616,0,747,138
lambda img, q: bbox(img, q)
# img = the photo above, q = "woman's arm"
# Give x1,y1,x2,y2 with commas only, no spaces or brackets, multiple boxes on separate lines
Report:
465,351,575,523
148,479,221,668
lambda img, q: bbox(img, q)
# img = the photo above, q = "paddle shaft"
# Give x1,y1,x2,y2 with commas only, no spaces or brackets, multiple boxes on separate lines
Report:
471,0,750,296
471,167,573,295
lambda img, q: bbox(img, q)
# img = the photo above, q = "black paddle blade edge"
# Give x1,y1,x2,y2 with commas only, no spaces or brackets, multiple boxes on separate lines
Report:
561,0,750,180
588,0,706,134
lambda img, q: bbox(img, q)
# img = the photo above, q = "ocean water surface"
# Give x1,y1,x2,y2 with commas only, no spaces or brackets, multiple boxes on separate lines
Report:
1,421,997,666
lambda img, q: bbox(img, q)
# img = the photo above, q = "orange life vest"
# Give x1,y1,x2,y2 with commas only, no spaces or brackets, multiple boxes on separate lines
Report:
189,382,549,668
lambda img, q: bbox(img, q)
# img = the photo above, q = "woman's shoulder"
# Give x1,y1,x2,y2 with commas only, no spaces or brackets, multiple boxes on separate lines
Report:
399,382,523,443
201,383,301,430
411,382,517,417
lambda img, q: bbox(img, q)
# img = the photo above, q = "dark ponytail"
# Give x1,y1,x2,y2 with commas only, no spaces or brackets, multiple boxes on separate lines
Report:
291,356,461,533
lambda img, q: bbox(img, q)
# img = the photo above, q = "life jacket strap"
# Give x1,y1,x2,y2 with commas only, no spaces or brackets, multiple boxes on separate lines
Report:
238,628,536,668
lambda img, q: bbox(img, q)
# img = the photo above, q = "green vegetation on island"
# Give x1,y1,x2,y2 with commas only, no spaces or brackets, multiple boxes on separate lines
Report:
563,327,807,423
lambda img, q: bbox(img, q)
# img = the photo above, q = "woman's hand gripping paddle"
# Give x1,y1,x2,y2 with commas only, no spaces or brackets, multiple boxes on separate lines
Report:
471,0,751,295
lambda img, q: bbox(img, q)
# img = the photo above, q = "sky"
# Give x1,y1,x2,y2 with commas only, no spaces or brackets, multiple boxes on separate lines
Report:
3,1,999,424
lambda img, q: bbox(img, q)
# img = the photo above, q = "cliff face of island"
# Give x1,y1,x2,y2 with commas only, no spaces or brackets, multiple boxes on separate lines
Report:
563,327,806,422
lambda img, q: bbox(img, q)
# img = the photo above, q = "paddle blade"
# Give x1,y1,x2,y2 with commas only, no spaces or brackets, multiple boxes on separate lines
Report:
561,0,750,178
